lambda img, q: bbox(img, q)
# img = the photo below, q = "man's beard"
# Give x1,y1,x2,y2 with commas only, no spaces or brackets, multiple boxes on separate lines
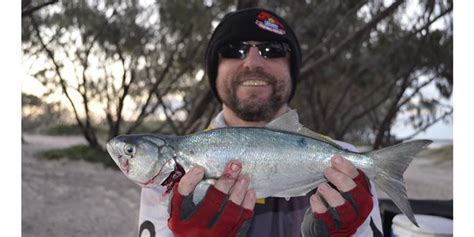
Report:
220,70,289,122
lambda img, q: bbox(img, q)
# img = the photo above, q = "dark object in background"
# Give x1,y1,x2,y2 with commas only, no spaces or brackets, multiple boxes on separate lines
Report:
379,199,453,237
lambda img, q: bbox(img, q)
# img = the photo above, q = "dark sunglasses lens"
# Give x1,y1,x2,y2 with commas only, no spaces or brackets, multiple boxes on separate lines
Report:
259,42,287,58
218,43,246,59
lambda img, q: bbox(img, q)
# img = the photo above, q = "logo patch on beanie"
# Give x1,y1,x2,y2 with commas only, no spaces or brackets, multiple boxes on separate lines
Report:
255,11,286,35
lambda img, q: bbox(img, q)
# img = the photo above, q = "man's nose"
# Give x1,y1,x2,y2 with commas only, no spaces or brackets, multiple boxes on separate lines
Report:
242,46,265,70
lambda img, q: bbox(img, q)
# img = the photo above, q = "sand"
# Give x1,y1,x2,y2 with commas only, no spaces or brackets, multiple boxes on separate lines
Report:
376,151,453,200
22,135,140,237
21,135,453,236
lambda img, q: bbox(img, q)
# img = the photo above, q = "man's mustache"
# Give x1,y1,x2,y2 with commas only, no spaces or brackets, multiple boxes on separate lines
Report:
233,70,277,85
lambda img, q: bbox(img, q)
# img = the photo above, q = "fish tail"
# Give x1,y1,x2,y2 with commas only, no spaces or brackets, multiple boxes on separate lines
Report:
367,139,432,227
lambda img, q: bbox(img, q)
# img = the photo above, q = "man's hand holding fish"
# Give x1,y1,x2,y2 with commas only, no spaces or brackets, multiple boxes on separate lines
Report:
301,156,374,237
168,161,256,236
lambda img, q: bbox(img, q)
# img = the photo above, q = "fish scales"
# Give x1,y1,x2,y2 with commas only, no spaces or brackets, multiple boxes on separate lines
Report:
182,128,371,198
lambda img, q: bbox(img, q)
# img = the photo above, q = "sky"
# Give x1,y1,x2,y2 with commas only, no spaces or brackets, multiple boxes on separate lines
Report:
393,118,452,140
387,0,453,141
391,82,453,140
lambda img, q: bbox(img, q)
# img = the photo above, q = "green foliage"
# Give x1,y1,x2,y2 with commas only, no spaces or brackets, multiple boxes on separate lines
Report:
22,93,42,106
42,123,83,135
22,93,71,133
39,144,118,169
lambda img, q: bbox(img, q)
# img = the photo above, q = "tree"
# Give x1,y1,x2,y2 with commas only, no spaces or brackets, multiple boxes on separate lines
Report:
22,0,59,18
22,0,452,150
261,0,452,148
22,0,221,150
22,93,70,131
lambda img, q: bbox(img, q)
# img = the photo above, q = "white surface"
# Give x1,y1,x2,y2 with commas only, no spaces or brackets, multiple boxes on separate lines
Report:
392,214,453,236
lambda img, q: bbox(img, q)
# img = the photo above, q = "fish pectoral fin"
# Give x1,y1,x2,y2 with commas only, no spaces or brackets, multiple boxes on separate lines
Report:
272,176,326,198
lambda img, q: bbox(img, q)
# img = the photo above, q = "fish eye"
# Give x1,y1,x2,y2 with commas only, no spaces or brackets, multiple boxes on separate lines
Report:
123,144,136,157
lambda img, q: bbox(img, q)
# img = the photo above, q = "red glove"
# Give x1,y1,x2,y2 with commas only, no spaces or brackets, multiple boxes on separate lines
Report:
301,169,373,237
168,184,253,237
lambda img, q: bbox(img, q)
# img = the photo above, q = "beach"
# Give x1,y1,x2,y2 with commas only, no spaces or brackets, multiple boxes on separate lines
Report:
22,135,140,237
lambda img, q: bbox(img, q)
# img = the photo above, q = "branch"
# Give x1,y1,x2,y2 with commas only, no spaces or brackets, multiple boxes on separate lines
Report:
410,4,452,37
332,7,451,130
302,0,368,64
126,27,194,134
236,0,261,9
339,75,397,120
372,41,430,148
102,66,115,134
30,15,100,147
327,65,369,123
156,96,180,135
185,99,220,134
300,0,403,80
129,42,181,130
183,87,215,132
397,109,453,141
110,40,138,137
22,0,58,17
80,9,117,92
396,75,437,111
338,82,395,137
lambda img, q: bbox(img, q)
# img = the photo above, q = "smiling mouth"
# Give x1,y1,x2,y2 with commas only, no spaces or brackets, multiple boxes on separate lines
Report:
241,80,269,86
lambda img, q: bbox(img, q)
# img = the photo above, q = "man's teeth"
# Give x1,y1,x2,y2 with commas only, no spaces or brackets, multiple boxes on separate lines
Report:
242,80,268,86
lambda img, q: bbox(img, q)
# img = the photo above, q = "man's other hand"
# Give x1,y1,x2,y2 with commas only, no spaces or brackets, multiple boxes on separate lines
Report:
168,160,256,237
301,156,373,237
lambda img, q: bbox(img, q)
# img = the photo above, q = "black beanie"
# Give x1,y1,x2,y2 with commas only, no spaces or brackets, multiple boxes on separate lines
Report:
205,8,302,102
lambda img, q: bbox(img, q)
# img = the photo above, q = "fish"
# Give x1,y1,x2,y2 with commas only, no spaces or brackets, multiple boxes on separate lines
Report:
106,122,431,227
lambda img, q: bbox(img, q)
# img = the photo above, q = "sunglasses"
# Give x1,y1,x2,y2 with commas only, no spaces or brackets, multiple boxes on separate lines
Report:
218,41,290,59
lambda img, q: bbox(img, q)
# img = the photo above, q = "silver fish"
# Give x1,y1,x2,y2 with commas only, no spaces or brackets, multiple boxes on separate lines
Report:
106,127,431,227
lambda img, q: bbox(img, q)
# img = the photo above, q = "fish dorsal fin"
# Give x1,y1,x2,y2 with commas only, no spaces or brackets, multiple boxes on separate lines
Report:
266,109,341,148
266,109,303,133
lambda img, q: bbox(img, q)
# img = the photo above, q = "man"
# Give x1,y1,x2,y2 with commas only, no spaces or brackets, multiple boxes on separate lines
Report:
138,8,383,236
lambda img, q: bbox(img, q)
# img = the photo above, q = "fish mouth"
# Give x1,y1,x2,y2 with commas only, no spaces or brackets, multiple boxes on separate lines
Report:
107,142,129,174
117,155,130,174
